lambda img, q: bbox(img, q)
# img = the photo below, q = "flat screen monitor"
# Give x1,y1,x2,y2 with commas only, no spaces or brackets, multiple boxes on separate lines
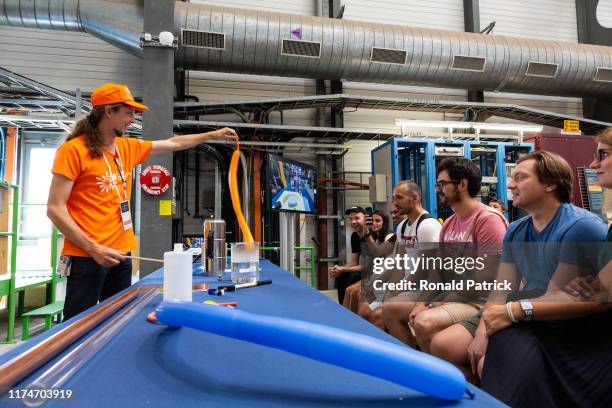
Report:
268,154,317,214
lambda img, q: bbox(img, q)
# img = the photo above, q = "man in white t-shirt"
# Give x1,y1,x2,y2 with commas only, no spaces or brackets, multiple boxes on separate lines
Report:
374,181,441,345
393,181,442,255
365,181,440,257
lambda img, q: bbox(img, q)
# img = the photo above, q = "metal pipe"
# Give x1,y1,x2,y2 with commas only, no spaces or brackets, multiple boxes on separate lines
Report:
2,0,612,97
134,164,142,235
195,144,225,219
205,139,350,150
316,154,328,290
195,147,200,217
214,159,221,219
0,288,140,394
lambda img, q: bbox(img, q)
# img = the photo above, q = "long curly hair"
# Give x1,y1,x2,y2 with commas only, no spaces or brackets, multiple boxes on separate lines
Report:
65,104,122,158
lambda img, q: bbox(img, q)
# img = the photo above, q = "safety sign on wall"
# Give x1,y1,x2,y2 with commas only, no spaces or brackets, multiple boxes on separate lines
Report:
140,165,172,196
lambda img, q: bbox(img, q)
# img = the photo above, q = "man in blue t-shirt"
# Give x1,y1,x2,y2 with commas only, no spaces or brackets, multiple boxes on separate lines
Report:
501,202,606,293
476,151,609,407
429,150,607,388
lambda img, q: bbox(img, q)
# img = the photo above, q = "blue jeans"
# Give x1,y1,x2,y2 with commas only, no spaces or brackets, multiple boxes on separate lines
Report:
63,256,132,321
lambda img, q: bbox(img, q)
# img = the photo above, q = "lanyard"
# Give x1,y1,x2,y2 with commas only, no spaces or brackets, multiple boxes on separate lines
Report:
102,145,128,202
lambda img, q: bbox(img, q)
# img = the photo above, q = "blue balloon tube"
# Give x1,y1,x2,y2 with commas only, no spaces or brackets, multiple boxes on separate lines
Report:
155,301,467,400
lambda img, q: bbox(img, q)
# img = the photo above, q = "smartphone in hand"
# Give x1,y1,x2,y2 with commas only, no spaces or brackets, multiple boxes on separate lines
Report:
365,207,374,226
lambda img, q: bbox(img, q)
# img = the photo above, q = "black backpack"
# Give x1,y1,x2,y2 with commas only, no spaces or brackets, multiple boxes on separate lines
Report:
399,212,436,240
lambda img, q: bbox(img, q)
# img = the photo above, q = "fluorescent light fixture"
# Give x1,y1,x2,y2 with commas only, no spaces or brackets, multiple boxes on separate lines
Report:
395,119,472,129
394,119,542,133
471,123,543,132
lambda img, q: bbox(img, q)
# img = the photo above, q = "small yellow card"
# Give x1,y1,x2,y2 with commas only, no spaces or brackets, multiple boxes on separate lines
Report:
159,200,172,216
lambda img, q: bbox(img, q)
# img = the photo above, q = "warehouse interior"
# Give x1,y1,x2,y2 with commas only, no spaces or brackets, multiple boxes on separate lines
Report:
0,1,611,407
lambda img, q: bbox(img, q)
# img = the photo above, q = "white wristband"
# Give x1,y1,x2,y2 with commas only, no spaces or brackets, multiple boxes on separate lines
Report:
506,301,518,323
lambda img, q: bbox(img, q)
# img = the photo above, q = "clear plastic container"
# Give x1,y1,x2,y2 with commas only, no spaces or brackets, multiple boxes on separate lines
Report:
204,218,226,279
231,242,259,283
163,244,192,301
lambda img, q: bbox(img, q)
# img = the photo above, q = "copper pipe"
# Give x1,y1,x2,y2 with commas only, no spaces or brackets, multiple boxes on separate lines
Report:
0,287,139,395
253,152,262,245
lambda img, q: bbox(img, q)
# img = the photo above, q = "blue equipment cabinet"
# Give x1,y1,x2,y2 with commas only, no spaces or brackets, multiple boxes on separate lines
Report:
371,137,534,220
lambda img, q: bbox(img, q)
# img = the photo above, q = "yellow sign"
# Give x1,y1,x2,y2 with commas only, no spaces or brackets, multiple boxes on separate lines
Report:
159,200,172,216
563,120,580,133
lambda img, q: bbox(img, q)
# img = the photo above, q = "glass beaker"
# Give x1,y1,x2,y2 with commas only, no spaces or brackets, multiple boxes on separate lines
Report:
230,242,259,284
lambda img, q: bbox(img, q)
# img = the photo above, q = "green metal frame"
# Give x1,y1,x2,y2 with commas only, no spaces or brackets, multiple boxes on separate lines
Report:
294,246,316,288
20,300,64,341
50,227,59,303
0,184,62,343
0,182,19,343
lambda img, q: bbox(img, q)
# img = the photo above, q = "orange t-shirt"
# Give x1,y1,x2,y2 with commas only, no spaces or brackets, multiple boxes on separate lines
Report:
51,135,153,256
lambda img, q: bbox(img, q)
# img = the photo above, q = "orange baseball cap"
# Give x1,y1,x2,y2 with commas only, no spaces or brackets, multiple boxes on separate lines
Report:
91,83,149,111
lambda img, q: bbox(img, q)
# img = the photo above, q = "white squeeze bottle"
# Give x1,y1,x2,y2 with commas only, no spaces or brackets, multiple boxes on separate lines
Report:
163,243,192,301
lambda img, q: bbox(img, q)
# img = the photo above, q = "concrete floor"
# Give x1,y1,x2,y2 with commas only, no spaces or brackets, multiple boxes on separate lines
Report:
0,309,48,355
320,289,339,303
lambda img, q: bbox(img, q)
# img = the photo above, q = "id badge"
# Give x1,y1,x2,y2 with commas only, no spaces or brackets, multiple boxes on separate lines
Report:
120,200,133,231
57,256,72,277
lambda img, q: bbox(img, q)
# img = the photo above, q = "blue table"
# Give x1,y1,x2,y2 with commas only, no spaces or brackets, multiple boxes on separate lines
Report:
0,260,503,407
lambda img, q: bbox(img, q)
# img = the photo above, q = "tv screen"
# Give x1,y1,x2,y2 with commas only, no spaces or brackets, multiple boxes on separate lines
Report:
268,154,317,214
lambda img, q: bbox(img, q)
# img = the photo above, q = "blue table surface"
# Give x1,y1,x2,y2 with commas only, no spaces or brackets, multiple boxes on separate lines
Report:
1,260,503,407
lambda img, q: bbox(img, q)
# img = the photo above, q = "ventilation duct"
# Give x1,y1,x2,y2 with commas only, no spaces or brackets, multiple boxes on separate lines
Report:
281,39,321,58
371,48,407,65
594,67,612,83
451,56,487,72
181,30,225,50
2,0,612,98
525,62,559,78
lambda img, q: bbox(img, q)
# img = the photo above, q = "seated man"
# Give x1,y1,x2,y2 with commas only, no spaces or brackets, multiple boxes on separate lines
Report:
379,181,442,346
408,158,507,353
477,153,611,407
429,151,608,392
330,206,368,305
344,182,438,328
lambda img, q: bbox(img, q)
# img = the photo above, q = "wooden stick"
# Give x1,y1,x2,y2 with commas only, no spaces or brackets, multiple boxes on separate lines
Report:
0,287,139,395
125,255,163,264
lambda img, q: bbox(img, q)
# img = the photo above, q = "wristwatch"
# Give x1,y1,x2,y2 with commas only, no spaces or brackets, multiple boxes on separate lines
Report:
519,300,534,321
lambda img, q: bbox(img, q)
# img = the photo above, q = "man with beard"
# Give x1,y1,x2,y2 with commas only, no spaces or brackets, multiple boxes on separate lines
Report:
47,83,238,320
344,182,440,331
409,157,507,353
379,181,441,345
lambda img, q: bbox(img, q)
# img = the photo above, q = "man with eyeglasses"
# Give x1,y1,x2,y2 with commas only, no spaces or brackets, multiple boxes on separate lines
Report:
409,157,508,354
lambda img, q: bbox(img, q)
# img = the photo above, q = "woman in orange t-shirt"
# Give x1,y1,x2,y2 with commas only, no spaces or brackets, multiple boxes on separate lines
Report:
47,83,238,320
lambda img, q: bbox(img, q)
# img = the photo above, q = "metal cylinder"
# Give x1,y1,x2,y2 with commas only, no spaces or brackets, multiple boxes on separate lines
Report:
203,218,226,278
3,0,612,97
